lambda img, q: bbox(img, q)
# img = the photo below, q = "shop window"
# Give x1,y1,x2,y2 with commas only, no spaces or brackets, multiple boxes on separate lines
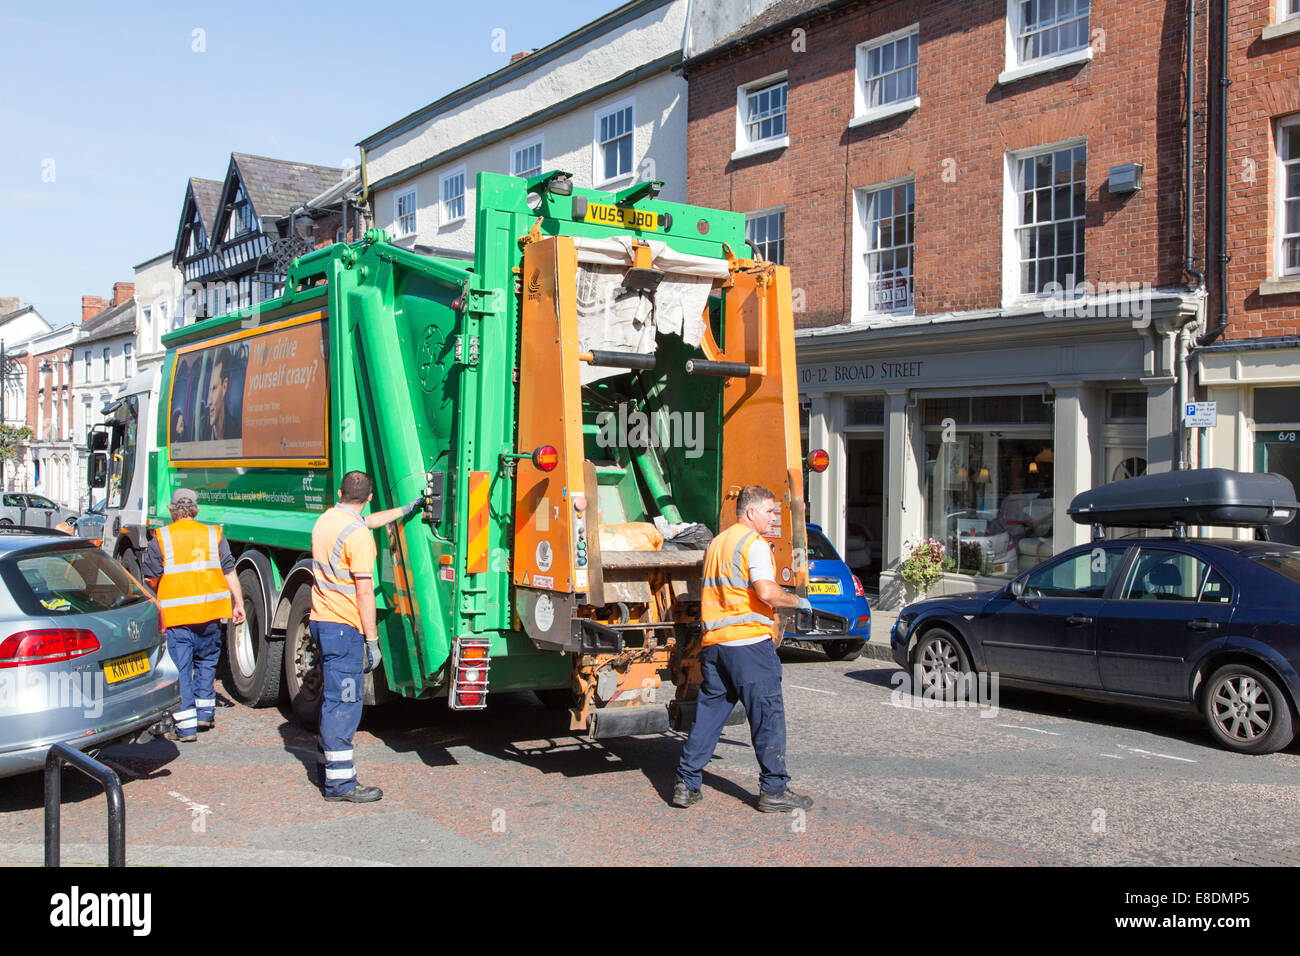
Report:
923,397,1054,579
1254,385,1300,424
846,396,884,426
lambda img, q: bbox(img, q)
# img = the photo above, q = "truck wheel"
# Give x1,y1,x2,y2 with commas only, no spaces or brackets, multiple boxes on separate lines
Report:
120,548,143,585
225,568,283,707
284,587,323,731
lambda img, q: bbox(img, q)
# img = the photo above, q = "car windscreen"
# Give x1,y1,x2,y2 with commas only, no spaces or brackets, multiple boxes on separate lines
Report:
807,530,840,562
1249,550,1300,589
1,544,149,616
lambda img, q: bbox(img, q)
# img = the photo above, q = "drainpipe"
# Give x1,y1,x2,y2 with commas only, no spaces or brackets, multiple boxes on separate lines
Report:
1198,0,1230,346
1184,0,1206,293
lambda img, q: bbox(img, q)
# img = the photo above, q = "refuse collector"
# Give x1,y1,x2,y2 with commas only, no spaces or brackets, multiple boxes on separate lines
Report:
673,484,815,813
310,471,420,803
142,488,245,742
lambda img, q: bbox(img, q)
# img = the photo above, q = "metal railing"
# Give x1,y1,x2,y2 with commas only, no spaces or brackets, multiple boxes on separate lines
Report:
44,742,125,867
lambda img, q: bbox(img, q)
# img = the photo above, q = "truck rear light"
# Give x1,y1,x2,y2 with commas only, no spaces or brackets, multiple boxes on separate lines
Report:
852,574,865,598
532,445,559,472
449,636,491,710
0,629,100,669
807,449,829,473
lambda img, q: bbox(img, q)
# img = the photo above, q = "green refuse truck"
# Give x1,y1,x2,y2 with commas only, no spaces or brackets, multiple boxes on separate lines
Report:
89,171,829,736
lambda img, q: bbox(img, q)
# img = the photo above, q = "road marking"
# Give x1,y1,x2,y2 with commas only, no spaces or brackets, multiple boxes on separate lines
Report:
995,724,1061,736
1121,745,1196,763
1098,753,1125,759
789,683,837,696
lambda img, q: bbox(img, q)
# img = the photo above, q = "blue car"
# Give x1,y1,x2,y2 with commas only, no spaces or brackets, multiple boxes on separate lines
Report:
783,523,871,660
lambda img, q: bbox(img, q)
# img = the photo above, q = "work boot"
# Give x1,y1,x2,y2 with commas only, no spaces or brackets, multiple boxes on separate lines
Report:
164,728,196,744
758,788,814,813
197,719,214,731
324,784,383,804
671,778,702,808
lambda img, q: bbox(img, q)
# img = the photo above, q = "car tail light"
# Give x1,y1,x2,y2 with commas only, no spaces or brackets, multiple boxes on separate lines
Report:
852,574,865,598
855,615,871,630
807,449,830,473
449,636,491,710
0,629,100,669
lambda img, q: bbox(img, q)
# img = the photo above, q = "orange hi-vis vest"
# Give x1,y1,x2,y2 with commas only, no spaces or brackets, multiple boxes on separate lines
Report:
155,519,232,628
700,523,775,647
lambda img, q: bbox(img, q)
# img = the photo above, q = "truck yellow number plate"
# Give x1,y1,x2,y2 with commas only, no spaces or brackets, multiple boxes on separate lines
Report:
582,202,658,231
103,651,150,685
808,582,841,595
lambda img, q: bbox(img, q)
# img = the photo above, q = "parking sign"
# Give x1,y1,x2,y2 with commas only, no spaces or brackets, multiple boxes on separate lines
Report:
1183,401,1217,427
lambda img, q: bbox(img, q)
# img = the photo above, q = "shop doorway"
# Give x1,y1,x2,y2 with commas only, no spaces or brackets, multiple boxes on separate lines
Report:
845,436,884,592
1256,432,1300,547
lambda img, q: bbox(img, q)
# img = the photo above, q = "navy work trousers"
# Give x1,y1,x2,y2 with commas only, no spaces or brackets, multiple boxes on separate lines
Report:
676,638,790,794
166,620,222,739
313,621,364,796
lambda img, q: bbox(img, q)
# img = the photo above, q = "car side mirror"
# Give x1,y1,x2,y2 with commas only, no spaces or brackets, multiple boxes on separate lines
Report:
1010,577,1027,601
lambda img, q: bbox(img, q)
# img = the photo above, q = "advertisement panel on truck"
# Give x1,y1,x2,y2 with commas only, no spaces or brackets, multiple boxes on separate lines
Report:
168,310,329,468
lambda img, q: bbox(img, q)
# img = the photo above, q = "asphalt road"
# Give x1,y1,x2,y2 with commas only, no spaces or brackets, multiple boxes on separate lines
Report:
4,648,1300,866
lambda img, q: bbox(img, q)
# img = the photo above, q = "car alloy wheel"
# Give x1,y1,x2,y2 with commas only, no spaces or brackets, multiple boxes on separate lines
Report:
913,628,971,701
1203,664,1295,755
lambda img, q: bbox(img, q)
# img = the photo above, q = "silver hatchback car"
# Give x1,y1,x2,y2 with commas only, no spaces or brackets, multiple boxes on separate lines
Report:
0,529,179,777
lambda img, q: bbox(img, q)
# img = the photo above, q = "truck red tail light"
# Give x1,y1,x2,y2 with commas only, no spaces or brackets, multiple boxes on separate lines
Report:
449,636,491,710
532,445,559,472
852,574,865,598
807,449,829,473
0,629,100,669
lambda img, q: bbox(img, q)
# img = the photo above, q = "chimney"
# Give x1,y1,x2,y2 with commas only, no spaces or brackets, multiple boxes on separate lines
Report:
82,295,107,323
112,281,134,307
0,297,19,317
509,50,531,64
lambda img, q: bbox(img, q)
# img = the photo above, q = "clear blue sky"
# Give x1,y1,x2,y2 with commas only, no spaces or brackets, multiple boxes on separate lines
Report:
0,0,609,327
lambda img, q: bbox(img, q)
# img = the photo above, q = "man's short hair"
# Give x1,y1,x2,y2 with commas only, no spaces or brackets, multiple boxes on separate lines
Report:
214,348,232,383
737,484,777,516
340,471,373,504
169,501,199,520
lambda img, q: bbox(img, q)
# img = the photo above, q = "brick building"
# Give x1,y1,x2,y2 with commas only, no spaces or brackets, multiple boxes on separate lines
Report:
1199,1,1300,546
681,0,1211,604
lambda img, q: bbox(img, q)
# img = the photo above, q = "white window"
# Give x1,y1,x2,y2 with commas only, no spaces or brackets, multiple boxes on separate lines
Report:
83,351,91,382
394,187,417,237
734,75,788,159
857,180,915,315
594,100,634,186
124,342,134,377
1012,0,1090,63
1278,117,1300,275
439,167,466,226
102,347,110,380
855,27,919,120
157,300,168,351
511,138,543,179
745,210,785,265
1008,142,1087,298
1284,0,1300,22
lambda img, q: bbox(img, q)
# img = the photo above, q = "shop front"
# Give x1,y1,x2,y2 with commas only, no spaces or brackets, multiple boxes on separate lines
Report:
798,296,1198,609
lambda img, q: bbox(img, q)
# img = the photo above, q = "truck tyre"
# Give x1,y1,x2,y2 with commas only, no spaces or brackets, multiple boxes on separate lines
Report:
225,568,283,707
284,587,323,731
120,548,143,586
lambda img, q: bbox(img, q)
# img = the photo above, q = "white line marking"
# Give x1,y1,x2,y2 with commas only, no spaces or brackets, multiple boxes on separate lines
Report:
789,683,837,696
1097,753,1124,759
995,724,1061,736
1123,746,1196,763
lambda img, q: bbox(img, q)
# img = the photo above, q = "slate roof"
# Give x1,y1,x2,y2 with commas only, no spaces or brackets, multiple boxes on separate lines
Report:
230,153,351,219
190,178,223,236
79,298,136,345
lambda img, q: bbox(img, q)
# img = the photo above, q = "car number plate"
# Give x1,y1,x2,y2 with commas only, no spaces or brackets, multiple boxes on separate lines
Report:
103,651,150,685
582,201,658,231
808,582,841,595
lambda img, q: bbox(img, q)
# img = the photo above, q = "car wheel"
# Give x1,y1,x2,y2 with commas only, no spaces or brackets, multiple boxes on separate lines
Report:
283,587,323,731
823,639,866,661
0,519,13,527
224,568,283,707
1203,664,1294,755
911,628,972,700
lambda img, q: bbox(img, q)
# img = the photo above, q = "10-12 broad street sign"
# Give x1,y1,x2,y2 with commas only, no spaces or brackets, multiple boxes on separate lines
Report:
1184,401,1217,428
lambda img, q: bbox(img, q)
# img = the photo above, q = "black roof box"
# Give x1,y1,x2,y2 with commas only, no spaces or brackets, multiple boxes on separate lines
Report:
1068,468,1300,528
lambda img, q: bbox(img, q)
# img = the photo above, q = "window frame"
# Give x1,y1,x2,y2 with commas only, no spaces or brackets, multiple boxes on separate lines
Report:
1003,138,1087,307
854,176,916,319
744,207,786,266
733,73,789,161
439,166,467,228
1118,547,1236,605
1276,115,1300,277
1001,0,1093,85
1284,0,1300,22
1022,545,1125,600
853,25,920,126
393,186,418,238
592,97,636,188
511,136,544,179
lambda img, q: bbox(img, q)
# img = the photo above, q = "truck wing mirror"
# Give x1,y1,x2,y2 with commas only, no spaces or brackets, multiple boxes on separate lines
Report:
87,452,107,490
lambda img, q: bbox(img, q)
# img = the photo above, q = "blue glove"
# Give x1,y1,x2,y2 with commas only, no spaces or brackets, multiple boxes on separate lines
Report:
407,496,424,518
363,641,382,674
796,596,813,612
